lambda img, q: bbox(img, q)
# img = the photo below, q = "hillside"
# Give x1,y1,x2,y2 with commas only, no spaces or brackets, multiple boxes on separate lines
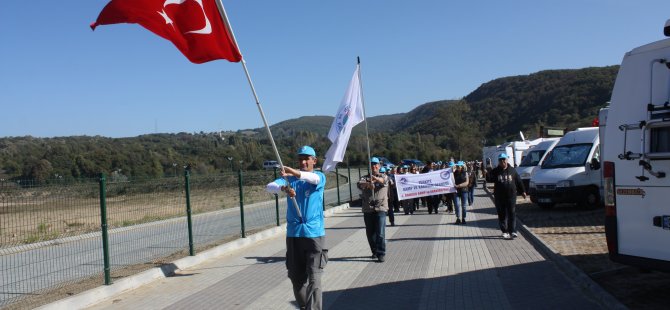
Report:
0,66,620,180
466,66,617,142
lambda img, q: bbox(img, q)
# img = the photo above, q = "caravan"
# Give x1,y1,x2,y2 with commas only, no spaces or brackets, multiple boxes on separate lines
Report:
603,20,670,271
517,138,560,191
528,127,602,208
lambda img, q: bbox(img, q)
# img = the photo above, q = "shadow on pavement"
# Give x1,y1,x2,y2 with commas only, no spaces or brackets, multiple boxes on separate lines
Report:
323,260,602,310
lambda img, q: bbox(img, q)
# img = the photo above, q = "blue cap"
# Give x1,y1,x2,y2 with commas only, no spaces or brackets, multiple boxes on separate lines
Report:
448,162,455,167
457,161,466,166
371,157,380,164
402,165,409,169
379,167,387,173
498,153,509,159
298,145,316,157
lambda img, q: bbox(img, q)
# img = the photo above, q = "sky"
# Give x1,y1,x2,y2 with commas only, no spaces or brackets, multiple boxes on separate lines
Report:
1,0,668,138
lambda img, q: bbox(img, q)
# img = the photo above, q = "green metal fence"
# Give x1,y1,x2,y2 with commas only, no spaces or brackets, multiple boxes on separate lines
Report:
0,167,356,308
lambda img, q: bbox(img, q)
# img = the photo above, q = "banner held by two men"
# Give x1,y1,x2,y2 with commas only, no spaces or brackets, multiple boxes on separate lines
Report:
395,168,457,201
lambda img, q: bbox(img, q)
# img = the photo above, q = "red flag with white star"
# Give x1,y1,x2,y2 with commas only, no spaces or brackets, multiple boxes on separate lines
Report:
91,0,242,64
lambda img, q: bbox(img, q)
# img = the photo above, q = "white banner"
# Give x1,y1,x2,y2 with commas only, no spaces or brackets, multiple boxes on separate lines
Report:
395,168,457,201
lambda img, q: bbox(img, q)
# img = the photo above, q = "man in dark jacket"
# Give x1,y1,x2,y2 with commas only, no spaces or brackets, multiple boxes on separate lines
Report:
486,153,527,240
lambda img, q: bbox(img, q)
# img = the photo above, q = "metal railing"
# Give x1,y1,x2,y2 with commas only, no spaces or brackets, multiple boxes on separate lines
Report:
0,166,360,308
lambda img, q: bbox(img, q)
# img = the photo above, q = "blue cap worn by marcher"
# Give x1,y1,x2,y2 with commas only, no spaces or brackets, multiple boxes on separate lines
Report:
298,145,316,157
379,167,387,173
371,157,380,164
457,160,466,166
498,153,509,159
448,162,455,167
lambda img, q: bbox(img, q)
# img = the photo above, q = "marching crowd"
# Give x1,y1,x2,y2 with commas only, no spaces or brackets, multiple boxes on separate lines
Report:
266,146,525,310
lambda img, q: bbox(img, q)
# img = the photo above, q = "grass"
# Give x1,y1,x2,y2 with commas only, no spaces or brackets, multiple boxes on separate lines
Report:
22,223,61,244
1,171,350,247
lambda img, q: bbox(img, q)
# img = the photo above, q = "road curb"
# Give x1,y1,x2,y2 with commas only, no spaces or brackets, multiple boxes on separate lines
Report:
36,202,352,310
482,185,626,310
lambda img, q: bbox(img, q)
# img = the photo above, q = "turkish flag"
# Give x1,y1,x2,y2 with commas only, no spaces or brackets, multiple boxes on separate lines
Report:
91,0,242,64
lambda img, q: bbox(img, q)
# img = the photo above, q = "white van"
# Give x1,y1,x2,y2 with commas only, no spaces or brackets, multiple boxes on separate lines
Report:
482,145,513,170
529,127,602,208
603,21,670,271
263,160,280,170
517,138,560,191
508,139,545,167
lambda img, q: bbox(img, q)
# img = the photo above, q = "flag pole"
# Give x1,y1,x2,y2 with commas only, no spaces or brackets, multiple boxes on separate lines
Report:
357,57,373,176
215,0,302,219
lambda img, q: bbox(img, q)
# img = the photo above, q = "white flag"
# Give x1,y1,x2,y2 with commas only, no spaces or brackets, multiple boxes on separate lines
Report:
322,66,365,172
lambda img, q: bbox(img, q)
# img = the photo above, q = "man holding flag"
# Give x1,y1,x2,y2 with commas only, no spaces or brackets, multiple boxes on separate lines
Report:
92,0,320,307
266,146,327,310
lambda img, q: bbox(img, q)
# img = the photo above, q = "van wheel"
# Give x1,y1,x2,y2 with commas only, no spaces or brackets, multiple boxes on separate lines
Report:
580,187,600,209
538,203,555,209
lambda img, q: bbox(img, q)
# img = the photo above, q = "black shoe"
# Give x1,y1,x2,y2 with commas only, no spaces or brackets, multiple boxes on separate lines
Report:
455,218,461,224
390,223,395,226
371,253,377,259
378,255,385,263
462,219,466,224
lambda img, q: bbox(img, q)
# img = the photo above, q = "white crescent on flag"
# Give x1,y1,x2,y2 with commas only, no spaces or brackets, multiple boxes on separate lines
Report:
161,0,212,35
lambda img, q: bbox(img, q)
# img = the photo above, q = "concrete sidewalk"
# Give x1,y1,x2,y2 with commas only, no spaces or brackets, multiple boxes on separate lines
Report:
74,188,604,309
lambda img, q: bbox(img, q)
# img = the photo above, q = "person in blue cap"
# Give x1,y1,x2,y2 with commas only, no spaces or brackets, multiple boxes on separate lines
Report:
453,161,470,224
357,157,390,262
266,145,327,310
486,153,527,240
380,167,397,226
442,161,456,214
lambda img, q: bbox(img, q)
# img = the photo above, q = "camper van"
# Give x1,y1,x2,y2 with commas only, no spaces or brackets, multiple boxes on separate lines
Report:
529,127,602,208
603,20,670,271
517,138,560,191
507,139,545,167
482,145,513,170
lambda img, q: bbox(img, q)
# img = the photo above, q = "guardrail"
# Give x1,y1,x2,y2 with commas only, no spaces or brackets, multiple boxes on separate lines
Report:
0,166,359,308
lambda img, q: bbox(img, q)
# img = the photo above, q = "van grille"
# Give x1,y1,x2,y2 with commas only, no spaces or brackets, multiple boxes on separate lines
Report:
536,184,556,191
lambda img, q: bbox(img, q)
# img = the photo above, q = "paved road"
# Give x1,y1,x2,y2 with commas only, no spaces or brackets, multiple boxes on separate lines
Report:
0,171,362,307
86,187,604,310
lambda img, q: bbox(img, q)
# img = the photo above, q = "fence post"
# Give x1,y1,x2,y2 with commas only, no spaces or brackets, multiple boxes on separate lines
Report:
238,169,246,238
274,168,280,226
98,173,111,285
348,166,352,202
335,166,341,205
184,170,195,256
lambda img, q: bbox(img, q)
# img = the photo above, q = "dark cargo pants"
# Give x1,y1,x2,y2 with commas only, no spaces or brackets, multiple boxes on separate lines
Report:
286,236,327,310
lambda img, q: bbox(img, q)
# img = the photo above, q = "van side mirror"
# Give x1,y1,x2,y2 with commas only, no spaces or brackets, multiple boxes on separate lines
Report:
590,158,601,170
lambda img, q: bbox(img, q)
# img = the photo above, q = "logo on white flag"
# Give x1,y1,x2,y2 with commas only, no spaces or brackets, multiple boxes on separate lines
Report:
335,105,351,134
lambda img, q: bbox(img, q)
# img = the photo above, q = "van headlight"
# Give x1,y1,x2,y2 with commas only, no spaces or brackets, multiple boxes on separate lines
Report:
521,172,530,178
556,180,574,188
529,181,536,189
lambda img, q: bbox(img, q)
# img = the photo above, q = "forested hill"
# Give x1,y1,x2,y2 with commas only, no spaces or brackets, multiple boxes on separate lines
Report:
0,66,619,180
466,66,618,142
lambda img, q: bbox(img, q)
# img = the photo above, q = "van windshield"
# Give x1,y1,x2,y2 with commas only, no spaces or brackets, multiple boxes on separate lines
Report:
541,143,593,169
519,150,546,167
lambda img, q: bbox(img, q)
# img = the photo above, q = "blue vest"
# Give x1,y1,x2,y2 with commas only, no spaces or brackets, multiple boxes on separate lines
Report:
273,171,326,238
